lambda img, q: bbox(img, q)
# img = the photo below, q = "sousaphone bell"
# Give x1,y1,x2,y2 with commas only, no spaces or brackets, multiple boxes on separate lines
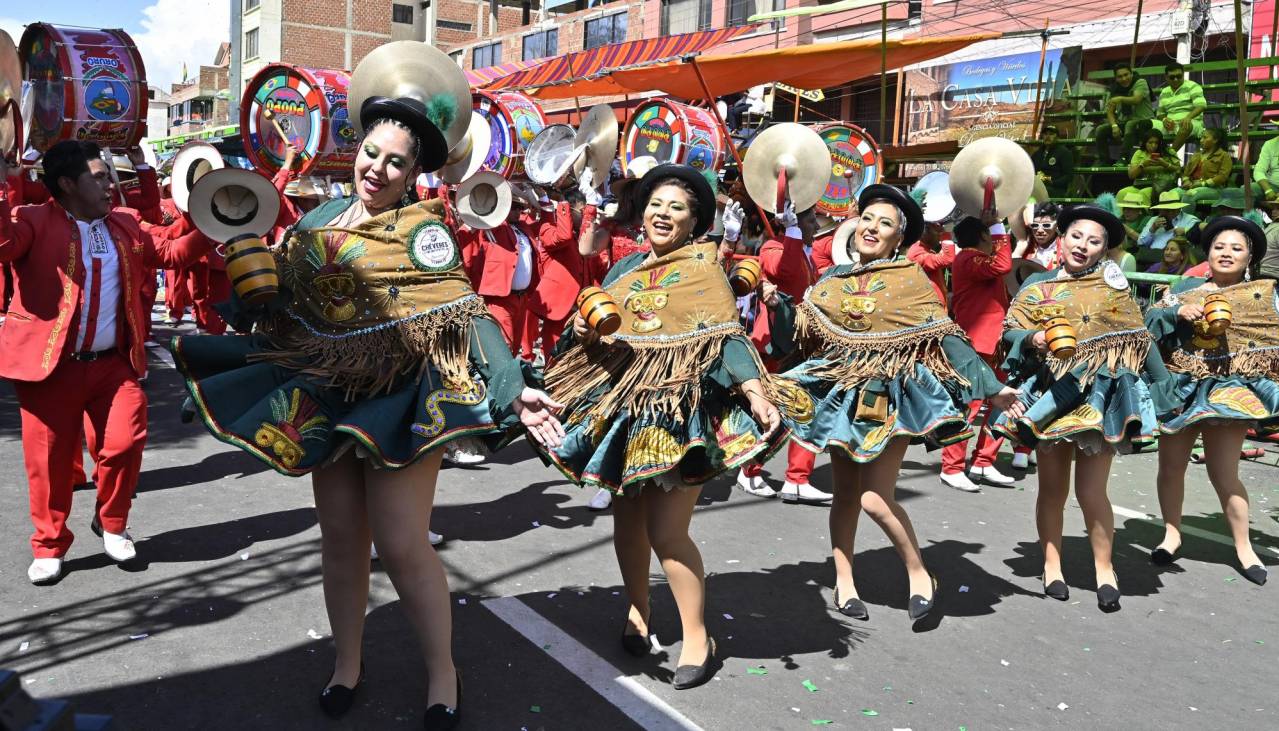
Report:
949,137,1035,219
742,123,831,215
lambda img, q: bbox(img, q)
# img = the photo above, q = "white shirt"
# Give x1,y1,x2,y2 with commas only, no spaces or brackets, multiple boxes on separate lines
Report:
510,226,534,292
74,216,121,352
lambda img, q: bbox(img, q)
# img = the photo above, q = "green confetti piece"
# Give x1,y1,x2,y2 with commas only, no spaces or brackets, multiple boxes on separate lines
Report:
907,700,914,705
1256,640,1265,645
1083,647,1091,652
861,709,879,716
541,644,551,650
811,721,833,726
883,685,892,691
747,666,768,675
1226,577,1238,582
802,679,820,692
530,705,541,713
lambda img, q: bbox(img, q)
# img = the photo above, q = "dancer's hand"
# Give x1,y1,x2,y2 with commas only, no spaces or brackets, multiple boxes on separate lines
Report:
745,391,781,439
989,386,1021,411
1177,303,1204,322
760,280,780,307
1031,330,1049,352
1004,397,1028,421
572,313,599,345
515,388,566,448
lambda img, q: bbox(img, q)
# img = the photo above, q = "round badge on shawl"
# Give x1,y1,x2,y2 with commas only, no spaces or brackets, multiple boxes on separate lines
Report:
407,220,460,272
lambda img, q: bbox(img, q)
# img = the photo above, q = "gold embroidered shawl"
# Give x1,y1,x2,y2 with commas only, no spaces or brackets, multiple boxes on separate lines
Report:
260,201,490,397
1162,279,1279,378
546,242,759,421
1005,267,1152,382
793,259,968,387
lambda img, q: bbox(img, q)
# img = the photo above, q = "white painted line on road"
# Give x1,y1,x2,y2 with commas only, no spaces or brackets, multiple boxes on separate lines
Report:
146,341,176,370
1113,504,1279,556
482,597,704,731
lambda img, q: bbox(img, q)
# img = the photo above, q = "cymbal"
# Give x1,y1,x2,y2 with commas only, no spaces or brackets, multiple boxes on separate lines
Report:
525,124,586,187
348,40,471,152
743,122,830,215
949,137,1034,219
0,30,20,154
574,104,618,189
438,111,493,185
914,170,955,224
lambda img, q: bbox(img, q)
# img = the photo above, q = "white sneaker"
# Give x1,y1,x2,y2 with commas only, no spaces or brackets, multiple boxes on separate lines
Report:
1010,452,1030,470
588,488,614,510
780,481,833,504
941,471,982,492
443,439,486,466
736,469,777,499
28,557,63,584
971,465,1015,486
102,529,137,562
429,530,444,546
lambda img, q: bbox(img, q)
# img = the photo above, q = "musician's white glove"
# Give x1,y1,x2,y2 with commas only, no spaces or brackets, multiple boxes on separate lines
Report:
722,200,745,242
578,168,603,206
778,200,798,229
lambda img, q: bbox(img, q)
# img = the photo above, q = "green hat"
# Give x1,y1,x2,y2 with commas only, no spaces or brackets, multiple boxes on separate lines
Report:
1116,186,1151,209
1149,190,1190,211
1213,187,1247,211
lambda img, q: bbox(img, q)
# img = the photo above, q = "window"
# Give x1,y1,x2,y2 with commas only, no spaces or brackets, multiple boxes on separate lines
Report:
244,28,259,60
522,29,558,61
243,0,260,11
661,0,711,35
909,0,922,19
584,12,627,50
727,0,783,28
473,42,502,68
392,3,414,24
438,20,473,32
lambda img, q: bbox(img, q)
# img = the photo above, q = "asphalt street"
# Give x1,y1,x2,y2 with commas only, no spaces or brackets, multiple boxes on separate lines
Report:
1,315,1278,730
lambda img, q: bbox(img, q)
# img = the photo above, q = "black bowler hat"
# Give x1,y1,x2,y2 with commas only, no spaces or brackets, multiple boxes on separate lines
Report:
858,183,924,246
634,163,717,240
360,97,449,171
1057,204,1126,250
1201,214,1268,268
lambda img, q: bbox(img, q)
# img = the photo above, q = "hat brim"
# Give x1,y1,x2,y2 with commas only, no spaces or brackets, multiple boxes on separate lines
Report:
1201,215,1267,266
361,97,449,172
1150,202,1189,210
187,168,282,243
1057,204,1127,250
831,219,858,266
171,143,225,213
858,183,924,247
456,171,512,230
635,163,716,240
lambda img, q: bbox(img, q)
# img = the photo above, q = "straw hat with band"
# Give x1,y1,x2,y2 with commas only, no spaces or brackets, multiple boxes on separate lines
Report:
1056,204,1126,250
633,163,717,240
455,171,512,230
1150,190,1191,211
171,141,225,213
187,168,282,244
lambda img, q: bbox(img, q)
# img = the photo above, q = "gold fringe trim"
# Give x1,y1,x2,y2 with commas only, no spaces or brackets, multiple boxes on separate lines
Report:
546,329,759,423
794,301,970,389
1045,329,1153,385
253,296,492,399
1168,347,1279,379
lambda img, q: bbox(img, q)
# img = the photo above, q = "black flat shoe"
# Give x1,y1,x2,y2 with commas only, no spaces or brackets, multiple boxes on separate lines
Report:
621,629,651,657
672,638,720,690
907,574,940,621
1097,583,1122,613
1150,546,1179,565
1242,564,1269,586
423,673,462,731
90,516,103,537
318,662,364,719
1043,578,1069,601
832,587,869,620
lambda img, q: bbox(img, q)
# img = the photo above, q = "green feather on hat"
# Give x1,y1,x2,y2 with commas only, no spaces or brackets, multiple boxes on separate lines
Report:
1093,192,1120,217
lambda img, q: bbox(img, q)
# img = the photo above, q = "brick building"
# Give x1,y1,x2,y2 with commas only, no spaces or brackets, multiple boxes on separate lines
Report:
167,43,233,136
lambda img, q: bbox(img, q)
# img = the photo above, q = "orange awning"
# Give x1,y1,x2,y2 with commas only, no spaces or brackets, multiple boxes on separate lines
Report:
518,34,1000,100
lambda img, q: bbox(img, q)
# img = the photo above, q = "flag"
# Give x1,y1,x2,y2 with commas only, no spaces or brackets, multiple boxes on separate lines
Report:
181,62,188,83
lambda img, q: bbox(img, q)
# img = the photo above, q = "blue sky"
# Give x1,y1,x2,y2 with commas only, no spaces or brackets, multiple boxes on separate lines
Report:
2,1,231,91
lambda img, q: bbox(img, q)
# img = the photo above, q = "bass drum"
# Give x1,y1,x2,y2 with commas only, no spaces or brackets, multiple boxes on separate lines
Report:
20,24,149,152
241,64,357,180
621,99,724,177
813,123,881,219
473,90,547,179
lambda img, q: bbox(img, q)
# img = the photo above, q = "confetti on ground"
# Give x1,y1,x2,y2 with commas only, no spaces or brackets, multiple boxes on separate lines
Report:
723,613,735,620
747,666,768,676
458,598,467,605
546,593,557,599
959,585,970,593
541,644,551,650
18,642,28,653
1189,706,1198,711
726,559,741,564
883,685,892,691
306,629,322,640
803,680,820,692
811,721,833,726
530,705,541,713
861,709,879,716
129,634,149,640
1000,659,1010,666
1226,577,1238,582
240,553,250,561
1257,640,1266,645
1057,703,1069,711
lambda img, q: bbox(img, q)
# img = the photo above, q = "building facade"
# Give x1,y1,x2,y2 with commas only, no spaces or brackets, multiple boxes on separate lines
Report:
167,43,234,136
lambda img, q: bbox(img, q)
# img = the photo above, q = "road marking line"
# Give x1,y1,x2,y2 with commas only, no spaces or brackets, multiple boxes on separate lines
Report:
1113,505,1279,556
146,341,175,370
482,597,703,731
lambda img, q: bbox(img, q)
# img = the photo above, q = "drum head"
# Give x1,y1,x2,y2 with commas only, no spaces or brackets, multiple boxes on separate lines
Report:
524,124,583,186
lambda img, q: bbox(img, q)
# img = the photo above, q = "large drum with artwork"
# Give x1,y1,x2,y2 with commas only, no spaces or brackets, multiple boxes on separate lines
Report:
621,100,724,177
241,64,357,179
813,122,882,219
473,90,547,179
19,24,148,152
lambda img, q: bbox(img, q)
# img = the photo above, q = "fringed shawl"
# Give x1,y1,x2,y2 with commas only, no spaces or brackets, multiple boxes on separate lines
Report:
1005,264,1153,384
792,258,969,388
545,242,760,422
258,201,490,398
1160,279,1279,378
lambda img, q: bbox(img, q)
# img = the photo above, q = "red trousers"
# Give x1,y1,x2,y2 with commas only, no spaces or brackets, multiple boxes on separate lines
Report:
188,261,231,335
743,441,816,483
140,269,159,338
484,291,535,360
13,353,148,557
941,353,1029,473
164,267,192,319
536,315,568,361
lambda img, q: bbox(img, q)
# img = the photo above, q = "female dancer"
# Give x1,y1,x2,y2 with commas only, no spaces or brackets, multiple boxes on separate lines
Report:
1145,215,1273,584
997,205,1172,612
541,163,783,689
772,185,1018,622
171,83,563,727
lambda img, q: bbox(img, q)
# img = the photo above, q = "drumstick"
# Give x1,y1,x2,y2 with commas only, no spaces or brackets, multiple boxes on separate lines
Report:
262,108,291,147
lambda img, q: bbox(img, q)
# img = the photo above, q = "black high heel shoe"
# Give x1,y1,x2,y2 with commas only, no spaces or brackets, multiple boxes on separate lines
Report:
907,574,940,621
318,662,365,719
423,672,462,730
672,638,720,690
1242,564,1269,586
832,587,869,620
1097,583,1122,613
621,627,652,657
1042,576,1069,601
1150,545,1179,565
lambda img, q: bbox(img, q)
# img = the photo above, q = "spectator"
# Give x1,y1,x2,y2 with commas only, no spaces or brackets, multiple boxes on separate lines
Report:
1145,236,1193,275
1253,131,1279,202
1259,200,1279,278
1095,61,1154,164
1178,127,1233,205
1012,202,1061,268
1155,62,1207,151
1115,187,1152,249
1031,125,1075,198
1128,128,1180,195
1138,190,1199,251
